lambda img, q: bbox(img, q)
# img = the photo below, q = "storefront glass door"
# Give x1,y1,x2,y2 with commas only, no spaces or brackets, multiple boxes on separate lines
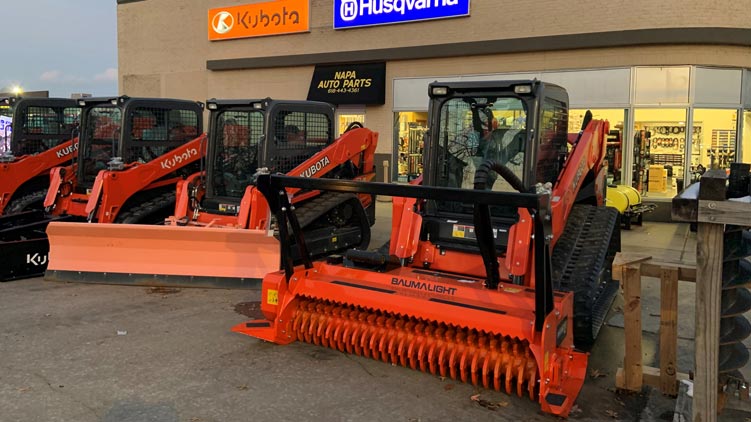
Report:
569,109,628,185
632,108,688,199
692,109,738,174
395,111,427,182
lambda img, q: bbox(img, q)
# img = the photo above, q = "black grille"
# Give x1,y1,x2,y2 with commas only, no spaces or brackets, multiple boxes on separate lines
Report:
271,111,331,174
80,106,121,186
125,107,200,164
210,110,264,198
12,106,80,156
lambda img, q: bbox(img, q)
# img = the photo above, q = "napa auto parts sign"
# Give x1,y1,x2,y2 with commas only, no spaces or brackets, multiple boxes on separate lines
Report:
208,0,309,41
334,0,470,29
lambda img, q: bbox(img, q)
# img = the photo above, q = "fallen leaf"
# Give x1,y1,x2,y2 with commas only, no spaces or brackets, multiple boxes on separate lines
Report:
590,369,607,379
570,404,582,415
443,384,455,391
17,386,31,393
605,409,619,418
236,385,248,391
616,398,625,407
470,394,481,402
439,376,446,382
497,400,509,407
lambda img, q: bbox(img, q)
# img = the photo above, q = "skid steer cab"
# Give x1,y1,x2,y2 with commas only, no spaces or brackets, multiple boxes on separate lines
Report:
233,80,620,417
43,98,379,289
0,96,81,215
0,95,205,281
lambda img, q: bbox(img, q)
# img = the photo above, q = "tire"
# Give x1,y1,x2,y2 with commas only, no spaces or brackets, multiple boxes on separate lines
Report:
114,192,176,224
5,190,47,214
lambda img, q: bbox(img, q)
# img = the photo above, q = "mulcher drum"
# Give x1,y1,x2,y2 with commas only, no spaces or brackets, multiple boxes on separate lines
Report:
552,204,621,350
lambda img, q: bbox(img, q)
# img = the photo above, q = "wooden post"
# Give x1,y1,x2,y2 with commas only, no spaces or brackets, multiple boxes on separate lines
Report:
660,267,679,396
693,169,728,422
622,264,643,391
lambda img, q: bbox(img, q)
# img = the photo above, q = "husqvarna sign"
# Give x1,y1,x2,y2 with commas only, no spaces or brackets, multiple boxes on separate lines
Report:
334,0,470,29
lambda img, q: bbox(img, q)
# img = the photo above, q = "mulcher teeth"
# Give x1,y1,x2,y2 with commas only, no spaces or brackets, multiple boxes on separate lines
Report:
289,298,539,400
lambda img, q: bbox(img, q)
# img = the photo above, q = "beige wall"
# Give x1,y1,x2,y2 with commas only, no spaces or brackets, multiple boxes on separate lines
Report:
118,0,751,157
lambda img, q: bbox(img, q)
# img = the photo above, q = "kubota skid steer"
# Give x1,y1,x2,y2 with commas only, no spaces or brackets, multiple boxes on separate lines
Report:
44,98,377,288
233,81,620,417
0,97,81,215
1,96,205,281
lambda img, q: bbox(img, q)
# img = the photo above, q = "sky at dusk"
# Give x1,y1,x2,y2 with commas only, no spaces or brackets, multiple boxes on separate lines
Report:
1,1,118,97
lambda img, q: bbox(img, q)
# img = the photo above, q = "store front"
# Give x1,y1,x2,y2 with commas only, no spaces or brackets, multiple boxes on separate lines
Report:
392,66,750,202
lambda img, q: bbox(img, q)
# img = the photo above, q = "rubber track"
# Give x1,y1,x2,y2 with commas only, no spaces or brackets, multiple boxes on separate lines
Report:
114,191,176,224
551,204,620,350
5,190,47,214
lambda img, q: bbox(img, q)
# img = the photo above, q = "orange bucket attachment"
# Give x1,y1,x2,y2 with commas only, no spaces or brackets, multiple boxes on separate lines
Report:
233,262,588,417
45,221,280,289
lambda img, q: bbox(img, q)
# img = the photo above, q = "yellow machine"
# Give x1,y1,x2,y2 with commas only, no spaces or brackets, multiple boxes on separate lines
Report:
606,184,656,229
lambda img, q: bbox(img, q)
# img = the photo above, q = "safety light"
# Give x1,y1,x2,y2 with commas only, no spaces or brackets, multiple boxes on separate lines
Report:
252,102,263,109
514,85,532,94
110,99,119,105
431,86,448,96
207,102,218,110
78,100,87,107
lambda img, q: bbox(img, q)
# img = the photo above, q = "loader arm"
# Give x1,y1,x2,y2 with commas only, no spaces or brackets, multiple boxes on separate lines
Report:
0,137,78,214
549,119,609,247
85,134,207,223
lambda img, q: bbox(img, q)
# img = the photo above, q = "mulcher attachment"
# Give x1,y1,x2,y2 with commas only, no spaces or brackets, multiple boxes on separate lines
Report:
233,265,588,417
233,174,589,418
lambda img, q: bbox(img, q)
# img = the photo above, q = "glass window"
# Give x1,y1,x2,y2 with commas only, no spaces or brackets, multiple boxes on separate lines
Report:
537,98,568,184
337,113,365,136
434,96,527,192
692,109,737,174
743,110,751,164
634,67,690,105
632,108,687,199
395,111,427,182
569,109,628,185
694,68,742,105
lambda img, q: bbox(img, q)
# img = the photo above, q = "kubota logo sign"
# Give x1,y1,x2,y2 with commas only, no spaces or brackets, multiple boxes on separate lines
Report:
300,156,330,178
161,148,198,170
208,0,309,41
27,253,48,266
211,11,234,34
55,141,79,159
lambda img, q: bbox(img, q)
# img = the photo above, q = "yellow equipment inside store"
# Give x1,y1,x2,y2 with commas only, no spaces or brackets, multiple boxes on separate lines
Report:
606,184,656,229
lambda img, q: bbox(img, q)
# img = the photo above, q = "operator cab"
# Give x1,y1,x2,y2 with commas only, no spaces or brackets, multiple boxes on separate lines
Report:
203,98,335,215
0,97,80,158
422,80,569,254
74,96,203,192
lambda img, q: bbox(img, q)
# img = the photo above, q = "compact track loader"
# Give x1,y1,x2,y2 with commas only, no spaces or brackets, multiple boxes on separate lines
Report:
0,97,81,215
45,98,377,288
1,96,205,280
233,81,620,417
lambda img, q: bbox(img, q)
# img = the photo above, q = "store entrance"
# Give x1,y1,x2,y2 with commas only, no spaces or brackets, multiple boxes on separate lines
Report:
395,111,427,182
632,109,688,199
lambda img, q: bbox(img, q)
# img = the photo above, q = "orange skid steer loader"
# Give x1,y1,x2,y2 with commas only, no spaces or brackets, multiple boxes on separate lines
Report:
45,98,378,288
1,96,205,280
233,81,620,417
0,97,81,214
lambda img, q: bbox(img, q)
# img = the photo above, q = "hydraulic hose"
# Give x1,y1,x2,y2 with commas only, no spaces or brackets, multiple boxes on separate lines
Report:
473,160,525,193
